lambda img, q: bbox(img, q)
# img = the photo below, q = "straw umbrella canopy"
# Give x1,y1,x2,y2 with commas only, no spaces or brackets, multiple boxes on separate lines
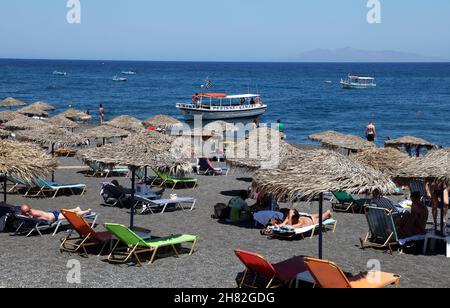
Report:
105,115,144,132
3,117,53,131
48,115,79,129
353,148,410,177
15,127,85,149
0,111,28,123
0,97,26,109
0,140,58,202
226,127,303,171
309,130,375,154
30,101,55,111
79,130,193,228
82,125,131,145
204,120,237,133
58,108,92,122
143,115,182,128
385,136,436,155
17,105,49,117
253,149,395,259
0,129,10,139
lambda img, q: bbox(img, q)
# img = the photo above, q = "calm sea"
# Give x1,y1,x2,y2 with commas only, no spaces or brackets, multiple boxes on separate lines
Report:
1,59,449,146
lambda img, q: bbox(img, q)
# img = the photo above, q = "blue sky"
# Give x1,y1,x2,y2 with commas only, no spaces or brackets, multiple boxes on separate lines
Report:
0,0,449,61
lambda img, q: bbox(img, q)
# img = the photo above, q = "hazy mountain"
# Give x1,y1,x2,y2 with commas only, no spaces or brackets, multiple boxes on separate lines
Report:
294,47,444,62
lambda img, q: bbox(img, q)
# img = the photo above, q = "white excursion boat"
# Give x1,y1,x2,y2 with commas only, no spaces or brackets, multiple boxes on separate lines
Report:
340,75,376,89
176,93,267,120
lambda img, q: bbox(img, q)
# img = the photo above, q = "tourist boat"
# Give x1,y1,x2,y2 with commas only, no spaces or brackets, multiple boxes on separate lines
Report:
340,75,376,89
113,75,127,82
176,93,267,120
52,71,67,76
121,71,136,75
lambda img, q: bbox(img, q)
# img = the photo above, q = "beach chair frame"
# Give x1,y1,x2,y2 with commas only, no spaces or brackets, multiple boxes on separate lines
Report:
267,219,338,240
150,169,198,190
331,192,370,214
32,178,86,199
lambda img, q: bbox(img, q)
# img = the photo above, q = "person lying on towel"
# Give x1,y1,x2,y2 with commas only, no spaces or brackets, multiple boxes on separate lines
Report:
20,204,92,224
273,209,334,229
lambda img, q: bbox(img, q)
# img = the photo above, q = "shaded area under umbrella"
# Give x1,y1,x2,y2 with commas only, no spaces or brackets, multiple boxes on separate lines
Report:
385,136,436,157
253,149,395,259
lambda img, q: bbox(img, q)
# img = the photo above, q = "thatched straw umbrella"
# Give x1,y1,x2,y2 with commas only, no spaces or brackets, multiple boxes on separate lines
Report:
105,115,144,132
48,115,79,130
82,125,131,145
0,140,58,202
253,149,395,259
227,127,302,171
143,115,182,129
0,129,10,139
353,148,410,177
0,111,28,124
79,130,193,228
18,105,49,118
3,117,53,131
309,130,375,155
30,101,55,111
58,108,92,122
385,136,436,157
15,127,85,181
0,97,26,109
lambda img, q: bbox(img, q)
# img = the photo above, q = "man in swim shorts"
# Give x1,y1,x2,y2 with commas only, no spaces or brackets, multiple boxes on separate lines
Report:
20,204,92,223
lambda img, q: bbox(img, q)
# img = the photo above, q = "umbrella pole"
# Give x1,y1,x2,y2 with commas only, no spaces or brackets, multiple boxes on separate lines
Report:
318,192,323,259
130,168,136,229
103,138,105,146
51,144,55,182
3,173,7,204
144,167,148,183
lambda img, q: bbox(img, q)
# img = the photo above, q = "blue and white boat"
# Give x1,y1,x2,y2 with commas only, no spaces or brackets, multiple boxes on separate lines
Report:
176,93,267,120
340,75,376,89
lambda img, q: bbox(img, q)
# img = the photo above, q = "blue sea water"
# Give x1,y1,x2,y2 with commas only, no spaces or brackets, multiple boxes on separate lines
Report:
0,59,449,146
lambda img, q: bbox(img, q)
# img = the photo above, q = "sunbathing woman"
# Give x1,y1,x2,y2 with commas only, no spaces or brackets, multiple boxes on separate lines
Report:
275,209,333,229
20,204,92,224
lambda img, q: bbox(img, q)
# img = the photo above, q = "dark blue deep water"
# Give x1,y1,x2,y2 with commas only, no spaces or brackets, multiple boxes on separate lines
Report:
1,59,449,146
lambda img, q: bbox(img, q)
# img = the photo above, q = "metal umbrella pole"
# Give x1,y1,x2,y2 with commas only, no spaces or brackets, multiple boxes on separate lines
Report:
318,192,324,259
130,168,136,229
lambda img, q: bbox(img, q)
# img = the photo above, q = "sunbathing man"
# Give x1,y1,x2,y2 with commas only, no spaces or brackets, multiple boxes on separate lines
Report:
275,209,334,229
20,204,92,224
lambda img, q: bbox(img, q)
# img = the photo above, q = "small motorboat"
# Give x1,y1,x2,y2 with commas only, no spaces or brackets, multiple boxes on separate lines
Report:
113,76,127,82
341,75,376,89
53,71,67,76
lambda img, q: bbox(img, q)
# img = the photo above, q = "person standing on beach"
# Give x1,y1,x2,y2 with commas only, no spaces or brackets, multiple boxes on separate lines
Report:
426,181,449,232
366,122,377,142
99,104,105,124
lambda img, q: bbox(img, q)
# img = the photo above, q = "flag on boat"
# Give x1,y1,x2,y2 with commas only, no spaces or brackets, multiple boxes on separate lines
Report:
205,78,213,89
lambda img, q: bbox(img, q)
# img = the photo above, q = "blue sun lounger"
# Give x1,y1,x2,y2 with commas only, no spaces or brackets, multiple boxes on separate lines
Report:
33,177,87,199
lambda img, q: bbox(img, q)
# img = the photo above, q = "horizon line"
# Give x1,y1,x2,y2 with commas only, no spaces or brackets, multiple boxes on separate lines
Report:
1,57,449,64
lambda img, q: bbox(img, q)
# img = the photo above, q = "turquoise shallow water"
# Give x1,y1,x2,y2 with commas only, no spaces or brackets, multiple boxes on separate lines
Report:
1,59,449,146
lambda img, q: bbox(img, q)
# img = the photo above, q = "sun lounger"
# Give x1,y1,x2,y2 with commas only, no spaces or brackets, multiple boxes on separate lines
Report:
360,206,427,254
409,180,431,206
104,223,197,266
304,257,401,288
33,177,86,199
100,182,130,207
373,197,409,214
86,161,129,178
140,197,196,215
150,169,198,189
197,157,229,176
234,249,307,288
13,212,98,237
265,216,337,239
332,191,371,213
60,210,113,257
6,176,34,196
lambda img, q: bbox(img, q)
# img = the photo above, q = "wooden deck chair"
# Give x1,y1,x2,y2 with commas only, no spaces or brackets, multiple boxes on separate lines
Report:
60,210,112,257
304,257,400,288
331,191,371,213
104,223,197,266
234,249,307,288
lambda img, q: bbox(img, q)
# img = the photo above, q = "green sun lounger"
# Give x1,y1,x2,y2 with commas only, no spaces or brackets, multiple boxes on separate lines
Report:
104,223,197,266
150,169,198,190
331,191,371,213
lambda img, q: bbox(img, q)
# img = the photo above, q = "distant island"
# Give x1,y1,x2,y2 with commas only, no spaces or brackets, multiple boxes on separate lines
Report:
292,47,445,62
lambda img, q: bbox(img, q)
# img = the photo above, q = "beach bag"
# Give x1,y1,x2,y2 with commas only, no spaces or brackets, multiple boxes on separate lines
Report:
212,203,230,220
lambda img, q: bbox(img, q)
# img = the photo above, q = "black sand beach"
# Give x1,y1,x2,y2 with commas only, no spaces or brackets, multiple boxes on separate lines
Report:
0,156,448,288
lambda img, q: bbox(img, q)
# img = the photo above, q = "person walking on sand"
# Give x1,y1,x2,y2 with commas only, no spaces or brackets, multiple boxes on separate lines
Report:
366,122,377,142
99,104,105,124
